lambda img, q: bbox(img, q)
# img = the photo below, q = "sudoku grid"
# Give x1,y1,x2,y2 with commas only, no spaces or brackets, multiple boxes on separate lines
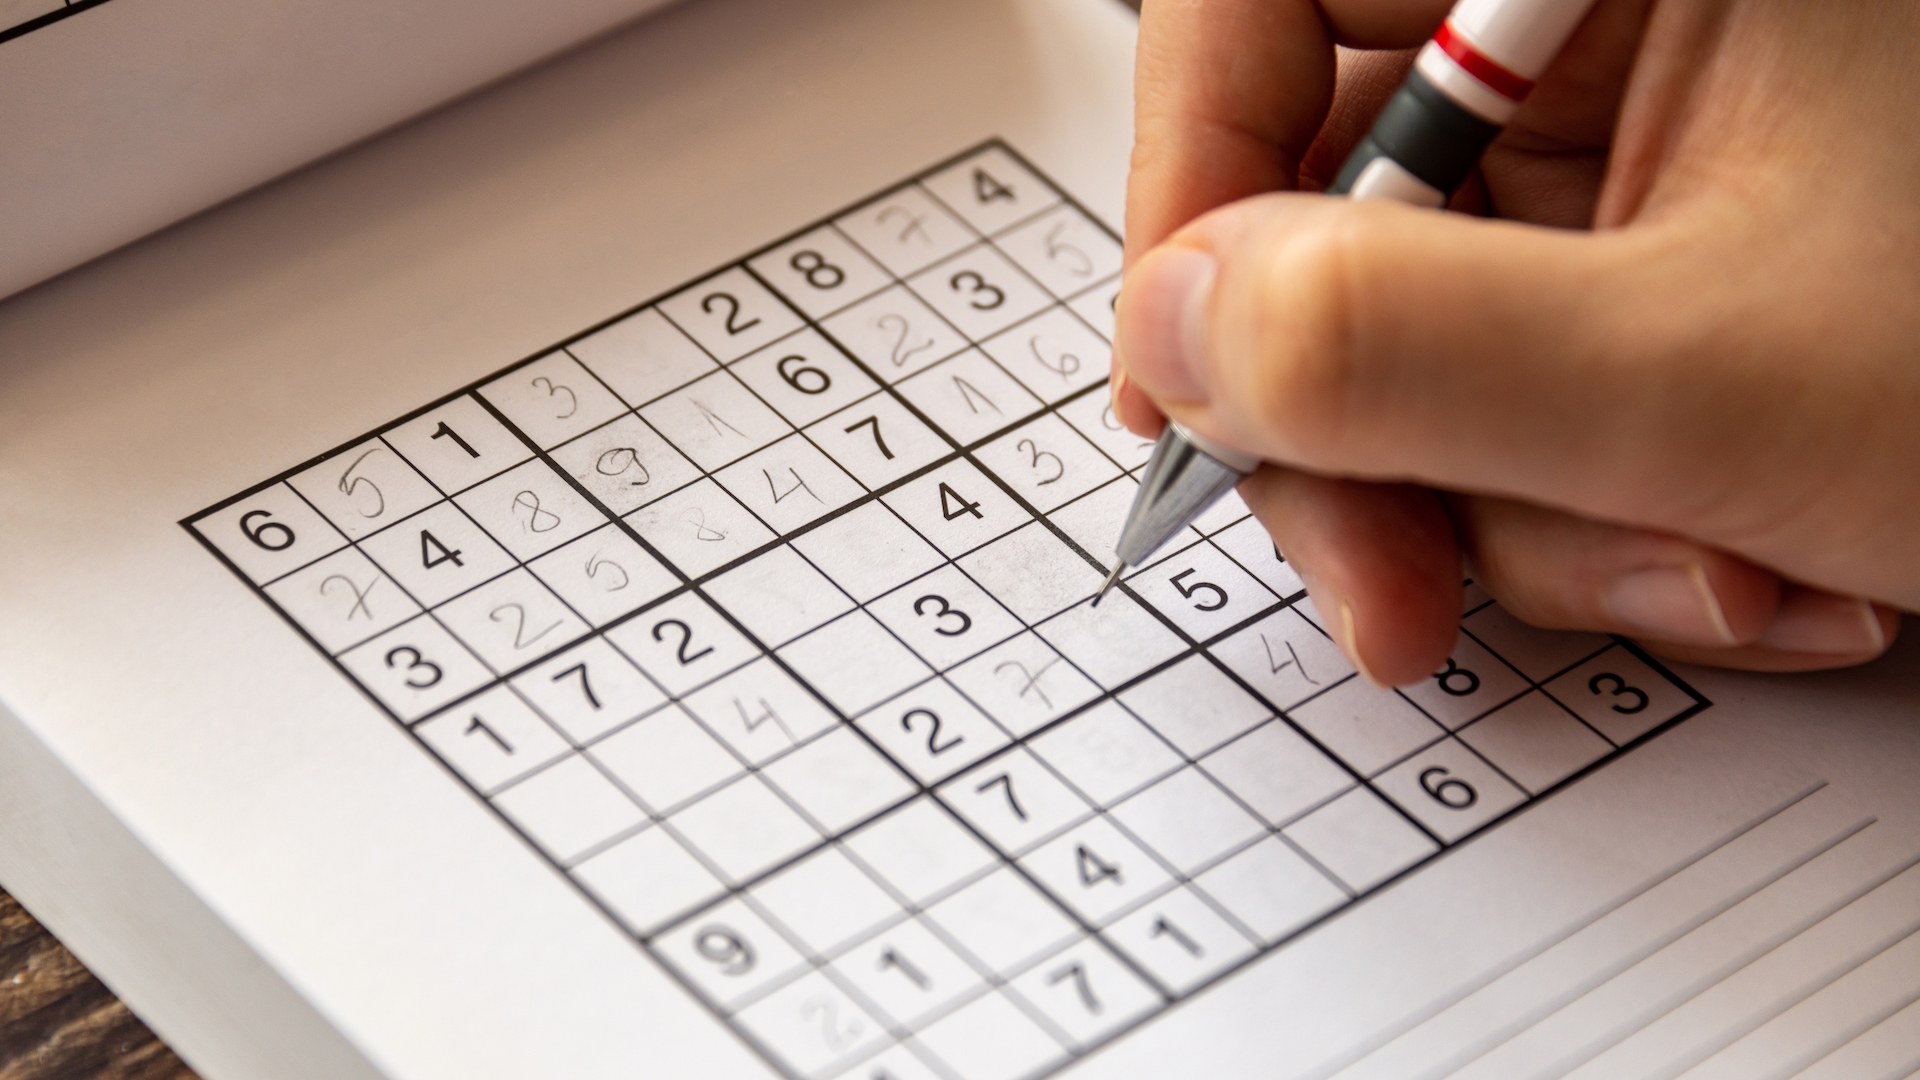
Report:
184,141,1709,1080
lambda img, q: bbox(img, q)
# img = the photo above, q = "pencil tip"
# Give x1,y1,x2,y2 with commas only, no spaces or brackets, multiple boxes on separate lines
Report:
1092,563,1124,607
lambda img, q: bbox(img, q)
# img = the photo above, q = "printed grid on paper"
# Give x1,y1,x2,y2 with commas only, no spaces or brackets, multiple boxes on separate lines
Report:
184,141,1710,1080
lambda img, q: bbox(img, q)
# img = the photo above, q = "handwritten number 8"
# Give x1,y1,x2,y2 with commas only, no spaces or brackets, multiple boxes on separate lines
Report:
789,250,844,289
240,509,296,551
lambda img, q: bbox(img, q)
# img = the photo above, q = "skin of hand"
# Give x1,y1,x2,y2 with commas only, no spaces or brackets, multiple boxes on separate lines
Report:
1111,0,1917,686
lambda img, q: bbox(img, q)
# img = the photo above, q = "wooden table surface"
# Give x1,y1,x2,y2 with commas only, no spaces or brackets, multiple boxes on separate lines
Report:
0,889,196,1080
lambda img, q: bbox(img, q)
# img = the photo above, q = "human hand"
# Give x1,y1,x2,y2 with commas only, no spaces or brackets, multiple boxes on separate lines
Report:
1111,0,1916,686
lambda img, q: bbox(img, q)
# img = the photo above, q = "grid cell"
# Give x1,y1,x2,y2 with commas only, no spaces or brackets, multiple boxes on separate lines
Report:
1197,721,1355,828
1019,817,1174,926
945,633,1099,738
1105,886,1258,994
778,611,932,718
762,727,916,835
1006,937,1160,1049
835,185,976,279
668,774,823,885
623,478,778,579
1045,478,1192,576
480,352,627,450
1125,540,1279,642
805,393,950,491
854,677,1011,785
1116,655,1272,758
867,564,1024,671
453,457,605,562
525,524,680,628
1373,737,1527,843
590,705,746,814
263,545,420,654
658,266,806,363
1066,274,1120,342
894,349,1044,446
751,845,904,957
289,438,442,542
1191,837,1347,944
1281,787,1438,893
548,413,701,516
749,225,893,321
336,615,492,721
1285,677,1445,778
357,500,516,609
432,567,590,674
567,307,719,408
979,307,1109,405
954,521,1102,625
940,748,1094,857
603,590,759,694
653,895,810,1009
1054,389,1154,473
831,917,985,1028
1212,606,1355,711
730,328,882,429
572,826,725,937
737,972,891,1078
382,395,532,496
844,798,1000,907
640,369,794,474
704,545,856,650
882,458,1031,560
790,501,943,605
1028,701,1183,809
1108,768,1267,876
713,433,866,535
509,636,668,744
413,685,571,795
1457,690,1612,794
193,482,347,587
1543,645,1696,745
1208,515,1304,599
492,754,647,864
973,413,1119,513
1189,487,1251,535
993,205,1122,302
1399,631,1532,731
923,147,1060,237
1032,591,1187,691
922,867,1079,976
914,990,1066,1080
820,285,968,384
906,245,1052,344
681,658,840,766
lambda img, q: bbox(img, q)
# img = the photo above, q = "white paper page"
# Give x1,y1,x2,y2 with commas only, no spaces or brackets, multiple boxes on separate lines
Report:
6,1,1920,1079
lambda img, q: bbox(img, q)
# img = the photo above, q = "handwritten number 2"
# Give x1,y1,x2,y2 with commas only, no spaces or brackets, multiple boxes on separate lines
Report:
653,618,715,665
702,292,761,335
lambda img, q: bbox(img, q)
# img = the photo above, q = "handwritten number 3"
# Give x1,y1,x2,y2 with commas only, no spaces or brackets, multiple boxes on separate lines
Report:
384,646,442,689
949,270,1004,310
1016,439,1064,485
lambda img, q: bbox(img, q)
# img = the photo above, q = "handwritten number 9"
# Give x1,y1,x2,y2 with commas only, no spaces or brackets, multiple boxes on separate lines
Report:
384,646,442,689
240,509,296,551
949,270,1004,310
1589,673,1649,714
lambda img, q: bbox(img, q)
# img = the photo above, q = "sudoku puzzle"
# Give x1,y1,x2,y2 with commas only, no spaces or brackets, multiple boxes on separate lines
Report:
185,142,1709,1080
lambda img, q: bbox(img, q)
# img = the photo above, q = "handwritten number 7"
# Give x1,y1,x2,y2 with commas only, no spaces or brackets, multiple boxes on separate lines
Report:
975,773,1027,821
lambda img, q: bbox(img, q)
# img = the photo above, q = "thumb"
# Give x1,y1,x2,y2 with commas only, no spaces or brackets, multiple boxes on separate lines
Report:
1112,191,1707,526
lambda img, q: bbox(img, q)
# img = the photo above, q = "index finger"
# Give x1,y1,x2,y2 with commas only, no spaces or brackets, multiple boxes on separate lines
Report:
1126,0,1450,263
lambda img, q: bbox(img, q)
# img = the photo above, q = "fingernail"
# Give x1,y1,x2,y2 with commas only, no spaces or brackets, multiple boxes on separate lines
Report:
1759,589,1887,655
1336,599,1387,688
1116,246,1214,402
1605,564,1737,646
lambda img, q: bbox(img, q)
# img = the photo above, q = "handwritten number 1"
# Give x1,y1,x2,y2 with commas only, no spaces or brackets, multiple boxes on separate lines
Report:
431,421,478,459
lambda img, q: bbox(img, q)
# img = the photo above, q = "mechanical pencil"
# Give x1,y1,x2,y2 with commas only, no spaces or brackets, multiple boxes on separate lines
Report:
1097,0,1602,605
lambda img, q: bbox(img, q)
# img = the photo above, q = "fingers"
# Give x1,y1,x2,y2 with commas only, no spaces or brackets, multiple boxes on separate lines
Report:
1239,465,1462,687
1453,494,1899,670
1126,0,1449,260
